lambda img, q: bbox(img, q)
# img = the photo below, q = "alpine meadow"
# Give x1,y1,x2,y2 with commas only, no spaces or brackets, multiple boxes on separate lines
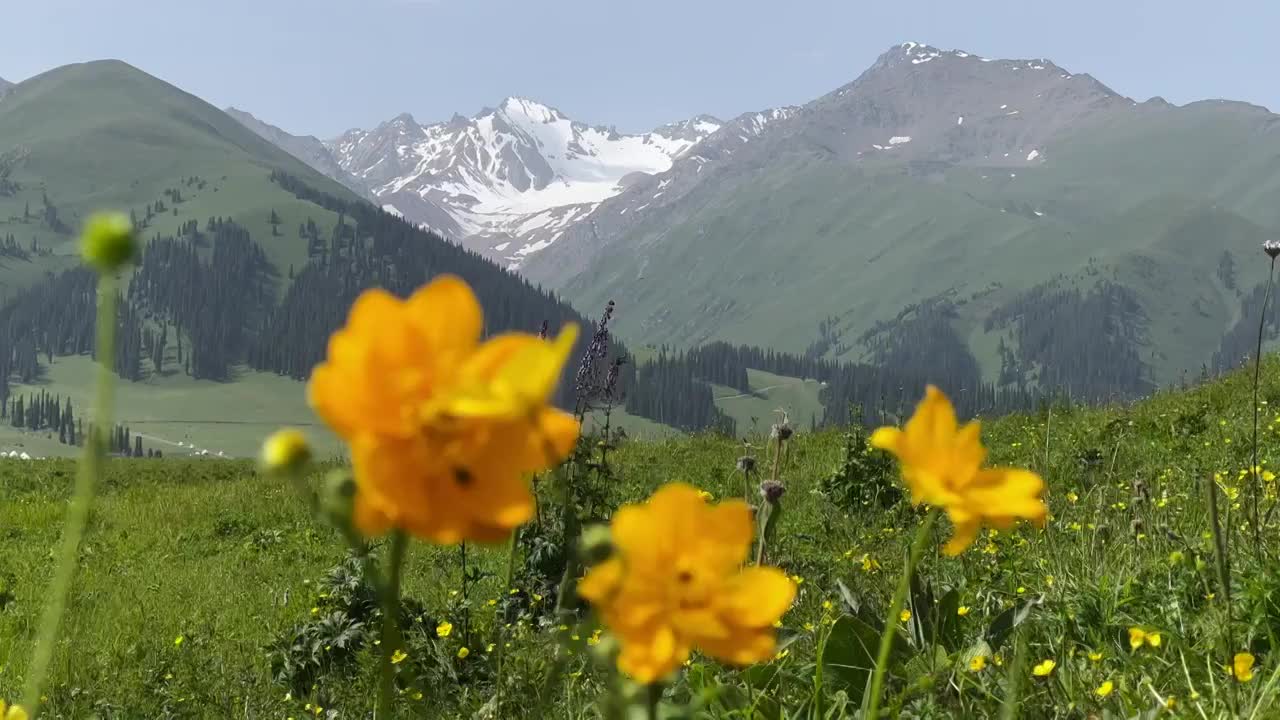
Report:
5,7,1280,719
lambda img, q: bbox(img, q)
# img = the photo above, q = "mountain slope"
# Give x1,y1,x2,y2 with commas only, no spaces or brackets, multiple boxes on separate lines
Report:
0,76,12,98
329,99,722,267
530,43,1280,395
225,107,373,200
0,60,659,454
0,59,365,299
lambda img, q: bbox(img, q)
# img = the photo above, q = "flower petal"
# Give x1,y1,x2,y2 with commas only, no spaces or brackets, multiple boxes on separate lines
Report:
405,274,483,353
720,567,796,628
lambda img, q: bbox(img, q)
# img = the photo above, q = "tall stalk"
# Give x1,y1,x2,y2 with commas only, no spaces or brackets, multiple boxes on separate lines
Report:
863,508,939,718
377,531,409,718
1251,255,1276,540
22,274,118,713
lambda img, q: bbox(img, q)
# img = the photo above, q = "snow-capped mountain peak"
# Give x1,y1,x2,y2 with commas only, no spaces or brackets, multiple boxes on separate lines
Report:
329,99,723,266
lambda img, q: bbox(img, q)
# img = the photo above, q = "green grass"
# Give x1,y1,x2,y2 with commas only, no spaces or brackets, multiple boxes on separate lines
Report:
6,358,1280,716
0,355,343,459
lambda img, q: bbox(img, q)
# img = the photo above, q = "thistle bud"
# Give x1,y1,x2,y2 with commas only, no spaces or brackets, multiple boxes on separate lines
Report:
1265,240,1280,259
259,428,311,474
770,423,793,442
760,480,786,503
80,211,138,272
736,456,756,474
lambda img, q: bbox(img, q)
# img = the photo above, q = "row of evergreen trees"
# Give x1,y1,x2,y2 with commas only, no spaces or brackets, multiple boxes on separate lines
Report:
2,389,157,456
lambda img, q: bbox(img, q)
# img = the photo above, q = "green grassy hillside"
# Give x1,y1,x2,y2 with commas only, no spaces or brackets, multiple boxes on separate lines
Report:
4,356,1280,716
0,60,359,301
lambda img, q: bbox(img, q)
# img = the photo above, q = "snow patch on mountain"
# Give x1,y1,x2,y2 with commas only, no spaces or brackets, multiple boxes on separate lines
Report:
330,98,722,265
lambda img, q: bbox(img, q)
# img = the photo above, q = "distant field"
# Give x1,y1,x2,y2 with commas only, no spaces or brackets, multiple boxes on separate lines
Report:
0,356,682,459
712,368,825,434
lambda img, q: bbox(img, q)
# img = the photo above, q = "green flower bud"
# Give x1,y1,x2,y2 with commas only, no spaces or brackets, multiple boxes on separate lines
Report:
80,212,137,272
578,524,614,567
321,469,357,528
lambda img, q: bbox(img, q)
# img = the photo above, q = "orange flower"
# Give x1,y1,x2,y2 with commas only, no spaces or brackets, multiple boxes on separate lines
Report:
578,483,796,682
308,275,580,543
871,386,1047,554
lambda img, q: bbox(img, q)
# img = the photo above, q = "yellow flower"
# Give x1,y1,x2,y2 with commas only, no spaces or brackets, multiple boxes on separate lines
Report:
697,490,714,500
1,701,29,720
308,276,581,544
391,649,408,664
436,620,453,638
871,386,1047,554
1066,491,1079,504
968,654,987,671
1233,652,1256,682
260,428,312,473
1129,627,1161,650
957,606,970,616
1095,680,1114,697
899,609,912,622
457,647,470,659
1088,651,1103,662
578,483,797,683
1164,696,1177,710
1032,659,1056,677
860,554,881,572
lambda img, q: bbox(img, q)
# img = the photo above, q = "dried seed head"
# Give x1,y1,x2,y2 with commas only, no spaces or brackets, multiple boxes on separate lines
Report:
760,480,786,503
1265,240,1280,259
770,423,793,442
1129,517,1145,535
736,456,756,474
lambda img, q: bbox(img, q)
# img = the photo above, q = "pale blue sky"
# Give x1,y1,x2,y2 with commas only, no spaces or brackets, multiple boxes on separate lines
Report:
3,0,1275,138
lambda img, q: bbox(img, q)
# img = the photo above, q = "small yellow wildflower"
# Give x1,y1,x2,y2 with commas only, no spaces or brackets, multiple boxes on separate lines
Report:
899,609,912,622
1129,627,1161,650
1,701,30,720
1066,491,1079,504
860,554,881,572
957,606,970,616
1088,651,1103,662
1233,652,1256,682
1164,696,1176,710
391,649,408,664
1095,680,1114,697
437,620,454,638
412,691,424,701
774,649,790,661
174,635,185,646
1032,659,1056,676
697,490,714,501
822,600,833,611
457,647,470,659
969,655,987,671
486,599,497,607
791,574,805,586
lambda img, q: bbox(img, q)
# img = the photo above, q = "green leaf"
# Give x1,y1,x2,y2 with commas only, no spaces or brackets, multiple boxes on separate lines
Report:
985,595,1041,653
819,614,906,704
934,589,963,652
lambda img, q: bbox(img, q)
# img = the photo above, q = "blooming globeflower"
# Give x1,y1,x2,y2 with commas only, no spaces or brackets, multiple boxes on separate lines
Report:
308,275,580,543
578,483,796,683
870,386,1048,555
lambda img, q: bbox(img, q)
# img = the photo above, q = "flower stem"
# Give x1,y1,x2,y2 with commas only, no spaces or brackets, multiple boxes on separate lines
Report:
1251,257,1275,540
377,531,408,718
495,529,520,710
22,274,118,713
645,683,662,720
863,507,938,719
